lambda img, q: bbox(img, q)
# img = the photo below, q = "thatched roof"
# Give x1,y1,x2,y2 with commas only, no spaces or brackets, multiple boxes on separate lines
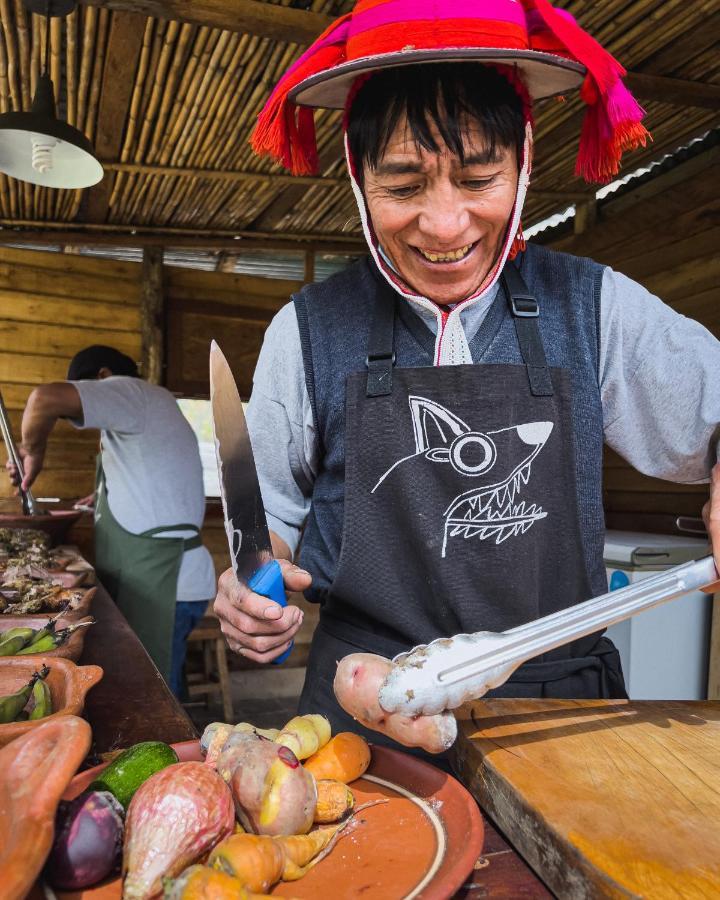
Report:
0,0,717,255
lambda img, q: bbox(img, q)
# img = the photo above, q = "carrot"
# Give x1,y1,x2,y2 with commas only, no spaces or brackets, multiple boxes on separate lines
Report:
208,823,347,891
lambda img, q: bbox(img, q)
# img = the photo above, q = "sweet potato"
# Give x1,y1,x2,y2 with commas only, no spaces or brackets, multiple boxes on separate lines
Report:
218,732,317,836
333,652,457,754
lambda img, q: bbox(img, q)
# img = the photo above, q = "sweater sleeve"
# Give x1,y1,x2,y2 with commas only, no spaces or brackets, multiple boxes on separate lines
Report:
245,302,318,558
599,267,720,482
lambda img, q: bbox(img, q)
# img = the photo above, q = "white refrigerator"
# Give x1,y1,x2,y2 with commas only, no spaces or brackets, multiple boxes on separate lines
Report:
603,530,712,700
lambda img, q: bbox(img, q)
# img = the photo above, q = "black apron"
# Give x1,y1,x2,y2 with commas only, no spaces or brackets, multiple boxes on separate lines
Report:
299,264,626,749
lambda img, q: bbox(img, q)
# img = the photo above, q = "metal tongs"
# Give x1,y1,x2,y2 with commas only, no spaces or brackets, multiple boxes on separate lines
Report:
0,388,41,515
378,555,720,716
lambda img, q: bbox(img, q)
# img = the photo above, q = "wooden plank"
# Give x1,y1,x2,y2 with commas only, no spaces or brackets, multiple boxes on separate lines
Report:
0,353,82,385
0,468,95,499
0,220,366,249
603,490,707,517
167,295,282,324
102,162,346,188
166,265,301,301
0,320,140,359
141,246,164,384
83,12,146,224
0,245,142,281
452,699,720,899
0,291,140,332
77,0,333,44
625,72,720,110
0,263,141,306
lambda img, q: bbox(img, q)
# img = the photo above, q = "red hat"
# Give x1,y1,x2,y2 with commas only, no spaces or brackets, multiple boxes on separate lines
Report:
251,0,649,184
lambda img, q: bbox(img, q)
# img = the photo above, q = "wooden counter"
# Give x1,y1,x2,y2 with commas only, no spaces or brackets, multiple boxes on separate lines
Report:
79,582,196,754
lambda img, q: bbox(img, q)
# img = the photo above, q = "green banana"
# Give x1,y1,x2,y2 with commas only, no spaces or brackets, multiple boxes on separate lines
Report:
0,627,36,645
16,634,56,655
24,611,64,646
0,666,49,724
0,635,30,657
15,619,95,655
29,678,52,720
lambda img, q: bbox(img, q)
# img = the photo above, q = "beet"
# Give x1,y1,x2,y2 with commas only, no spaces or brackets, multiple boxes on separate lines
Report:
45,789,124,889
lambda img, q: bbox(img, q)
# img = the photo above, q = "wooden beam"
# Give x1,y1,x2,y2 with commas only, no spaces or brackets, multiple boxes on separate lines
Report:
101,161,346,188
625,72,720,110
303,250,314,284
83,13,146,224
77,0,333,44
141,246,164,384
0,220,367,250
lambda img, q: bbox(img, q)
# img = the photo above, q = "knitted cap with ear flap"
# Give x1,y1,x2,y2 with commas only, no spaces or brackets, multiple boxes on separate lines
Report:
251,0,649,184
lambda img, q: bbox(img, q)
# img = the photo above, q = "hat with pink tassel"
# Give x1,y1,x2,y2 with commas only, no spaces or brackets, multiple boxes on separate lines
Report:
251,0,649,184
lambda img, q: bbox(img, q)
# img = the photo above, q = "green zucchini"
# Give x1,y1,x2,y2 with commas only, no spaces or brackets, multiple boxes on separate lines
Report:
90,740,179,809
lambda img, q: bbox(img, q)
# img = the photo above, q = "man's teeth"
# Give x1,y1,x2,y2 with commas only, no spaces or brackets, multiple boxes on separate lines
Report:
418,243,472,263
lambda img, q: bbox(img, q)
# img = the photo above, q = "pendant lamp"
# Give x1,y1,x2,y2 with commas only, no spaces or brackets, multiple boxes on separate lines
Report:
0,0,103,188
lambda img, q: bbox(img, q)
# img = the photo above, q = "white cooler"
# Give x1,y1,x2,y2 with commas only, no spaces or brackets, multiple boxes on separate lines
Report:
603,530,712,700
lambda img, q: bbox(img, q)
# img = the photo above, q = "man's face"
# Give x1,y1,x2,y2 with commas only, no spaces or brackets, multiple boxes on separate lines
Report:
362,117,519,305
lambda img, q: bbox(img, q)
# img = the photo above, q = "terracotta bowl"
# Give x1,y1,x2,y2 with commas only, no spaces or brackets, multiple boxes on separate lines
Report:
54,740,484,900
0,510,85,546
1,587,96,621
0,614,94,661
0,657,103,747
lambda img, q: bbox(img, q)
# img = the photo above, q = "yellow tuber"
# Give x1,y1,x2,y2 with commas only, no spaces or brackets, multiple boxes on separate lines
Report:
274,714,331,760
314,779,355,823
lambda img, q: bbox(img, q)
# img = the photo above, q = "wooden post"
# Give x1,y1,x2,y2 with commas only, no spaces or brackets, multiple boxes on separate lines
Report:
574,200,597,235
141,246,164,385
303,250,315,285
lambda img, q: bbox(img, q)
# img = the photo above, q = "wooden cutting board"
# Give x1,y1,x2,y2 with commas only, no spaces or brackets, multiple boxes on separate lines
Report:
450,699,720,898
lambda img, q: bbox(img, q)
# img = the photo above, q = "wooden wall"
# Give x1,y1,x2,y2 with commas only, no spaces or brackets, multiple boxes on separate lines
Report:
0,246,142,504
166,267,300,399
546,143,718,535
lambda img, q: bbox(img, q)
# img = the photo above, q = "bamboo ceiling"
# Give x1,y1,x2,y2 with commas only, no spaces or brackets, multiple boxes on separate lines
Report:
0,0,717,251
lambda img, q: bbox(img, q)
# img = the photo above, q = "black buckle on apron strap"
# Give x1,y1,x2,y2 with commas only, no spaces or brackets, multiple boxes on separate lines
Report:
365,285,397,397
502,262,554,398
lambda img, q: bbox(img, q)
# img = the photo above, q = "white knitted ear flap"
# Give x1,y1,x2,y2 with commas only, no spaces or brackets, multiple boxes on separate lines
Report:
345,121,533,367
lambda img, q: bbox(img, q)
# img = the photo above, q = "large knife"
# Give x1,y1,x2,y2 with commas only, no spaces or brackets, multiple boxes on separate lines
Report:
0,388,41,516
210,341,292,664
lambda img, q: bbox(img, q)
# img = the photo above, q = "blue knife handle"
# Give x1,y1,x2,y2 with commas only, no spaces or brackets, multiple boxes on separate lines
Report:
248,559,293,665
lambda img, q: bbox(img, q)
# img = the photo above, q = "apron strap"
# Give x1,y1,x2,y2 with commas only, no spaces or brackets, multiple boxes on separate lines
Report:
140,523,202,552
365,286,397,398
502,262,554,398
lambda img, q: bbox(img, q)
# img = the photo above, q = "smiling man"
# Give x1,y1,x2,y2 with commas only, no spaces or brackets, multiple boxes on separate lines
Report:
213,1,720,752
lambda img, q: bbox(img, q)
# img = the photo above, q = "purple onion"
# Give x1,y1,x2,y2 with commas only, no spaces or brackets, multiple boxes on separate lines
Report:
45,790,124,889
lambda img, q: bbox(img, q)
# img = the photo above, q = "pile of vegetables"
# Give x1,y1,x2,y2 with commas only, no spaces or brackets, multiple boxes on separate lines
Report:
44,714,373,898
0,614,94,656
0,664,52,722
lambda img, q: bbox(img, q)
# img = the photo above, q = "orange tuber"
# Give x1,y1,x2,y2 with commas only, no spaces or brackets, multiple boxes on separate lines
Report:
304,731,371,783
313,779,354,823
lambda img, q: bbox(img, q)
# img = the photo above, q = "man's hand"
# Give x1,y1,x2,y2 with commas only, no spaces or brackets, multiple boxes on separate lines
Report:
214,561,312,663
702,461,720,587
73,492,96,510
5,444,45,492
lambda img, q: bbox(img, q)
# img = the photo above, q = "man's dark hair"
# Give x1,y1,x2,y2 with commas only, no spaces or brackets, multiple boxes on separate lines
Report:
67,345,140,381
346,63,525,186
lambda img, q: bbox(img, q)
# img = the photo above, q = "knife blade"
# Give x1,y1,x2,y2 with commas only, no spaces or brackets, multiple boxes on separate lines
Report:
210,340,292,664
0,388,41,516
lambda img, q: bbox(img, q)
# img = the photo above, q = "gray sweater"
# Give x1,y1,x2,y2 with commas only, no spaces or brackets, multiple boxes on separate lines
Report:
247,263,720,556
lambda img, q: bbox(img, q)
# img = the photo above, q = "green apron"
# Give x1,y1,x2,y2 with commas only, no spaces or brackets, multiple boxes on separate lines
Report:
94,458,202,682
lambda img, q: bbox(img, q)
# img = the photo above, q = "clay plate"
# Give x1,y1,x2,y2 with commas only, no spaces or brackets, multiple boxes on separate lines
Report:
55,740,484,900
0,656,103,747
0,510,84,546
1,587,96,621
0,614,94,661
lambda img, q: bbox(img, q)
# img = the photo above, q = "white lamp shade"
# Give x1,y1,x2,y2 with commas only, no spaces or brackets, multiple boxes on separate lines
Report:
0,125,104,188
